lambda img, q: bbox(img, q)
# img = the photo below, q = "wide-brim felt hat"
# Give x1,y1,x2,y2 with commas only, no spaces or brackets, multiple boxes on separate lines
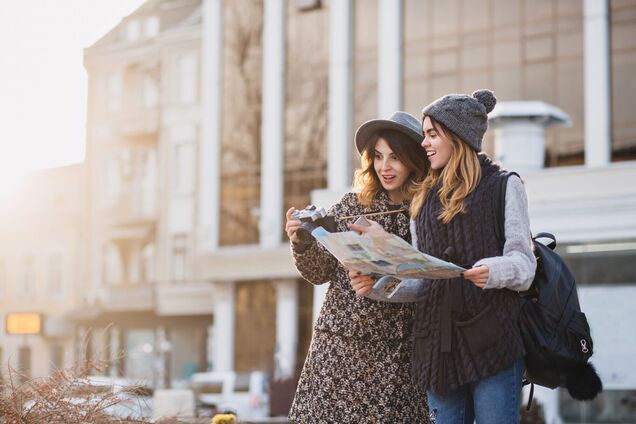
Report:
355,111,423,154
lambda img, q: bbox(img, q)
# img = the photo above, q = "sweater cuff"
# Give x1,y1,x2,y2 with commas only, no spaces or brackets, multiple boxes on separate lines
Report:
474,257,506,289
474,255,534,292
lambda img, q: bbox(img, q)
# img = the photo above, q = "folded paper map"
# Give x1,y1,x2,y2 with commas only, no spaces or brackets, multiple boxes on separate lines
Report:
311,227,465,281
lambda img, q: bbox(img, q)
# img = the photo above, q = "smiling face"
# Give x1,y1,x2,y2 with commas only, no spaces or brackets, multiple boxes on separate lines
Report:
422,116,454,170
373,137,410,202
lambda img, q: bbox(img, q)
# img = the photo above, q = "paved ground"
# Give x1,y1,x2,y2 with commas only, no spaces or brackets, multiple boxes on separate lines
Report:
161,417,289,424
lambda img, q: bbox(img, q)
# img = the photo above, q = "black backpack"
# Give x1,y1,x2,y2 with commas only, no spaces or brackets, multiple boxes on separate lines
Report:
496,172,602,404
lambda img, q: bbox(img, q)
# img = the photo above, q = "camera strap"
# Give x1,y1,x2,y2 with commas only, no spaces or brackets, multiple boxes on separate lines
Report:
336,208,407,221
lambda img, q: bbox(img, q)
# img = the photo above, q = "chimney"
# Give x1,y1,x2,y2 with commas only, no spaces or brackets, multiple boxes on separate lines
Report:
489,101,571,171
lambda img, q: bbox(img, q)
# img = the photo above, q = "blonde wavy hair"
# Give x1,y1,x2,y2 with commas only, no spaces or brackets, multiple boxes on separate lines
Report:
410,117,481,223
353,129,429,208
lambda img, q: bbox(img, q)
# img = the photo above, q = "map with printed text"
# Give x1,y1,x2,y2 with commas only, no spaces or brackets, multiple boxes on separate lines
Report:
311,227,465,280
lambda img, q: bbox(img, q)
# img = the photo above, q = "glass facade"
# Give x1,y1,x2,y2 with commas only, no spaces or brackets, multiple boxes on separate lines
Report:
219,0,264,246
560,388,636,423
169,325,207,385
352,0,379,170
124,329,155,383
611,0,636,161
283,1,329,240
214,0,636,247
559,241,636,285
404,0,585,165
234,280,276,373
18,346,31,382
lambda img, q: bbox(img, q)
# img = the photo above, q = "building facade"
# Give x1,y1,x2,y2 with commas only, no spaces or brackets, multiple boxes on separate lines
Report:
0,165,83,382
80,0,214,388
12,0,632,422
80,0,316,391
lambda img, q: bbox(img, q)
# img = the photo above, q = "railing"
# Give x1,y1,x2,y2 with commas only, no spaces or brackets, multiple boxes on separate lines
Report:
84,281,217,315
96,283,155,312
154,280,214,316
104,188,158,226
115,107,160,137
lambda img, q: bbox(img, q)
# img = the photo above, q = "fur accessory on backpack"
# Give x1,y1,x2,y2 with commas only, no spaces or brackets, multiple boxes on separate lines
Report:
565,362,603,400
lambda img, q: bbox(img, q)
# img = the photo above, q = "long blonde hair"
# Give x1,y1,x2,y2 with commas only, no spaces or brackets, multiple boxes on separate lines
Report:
410,118,481,223
354,129,429,207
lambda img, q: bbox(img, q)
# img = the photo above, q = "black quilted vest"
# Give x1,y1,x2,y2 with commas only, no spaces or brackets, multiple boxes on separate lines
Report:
412,155,525,395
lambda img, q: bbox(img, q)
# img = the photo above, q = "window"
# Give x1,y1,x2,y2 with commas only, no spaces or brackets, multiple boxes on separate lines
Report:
119,148,133,179
611,1,636,161
122,65,141,111
560,388,636,422
106,72,122,112
174,53,197,105
403,0,585,165
101,243,122,286
20,255,36,298
144,16,160,38
142,75,159,108
47,252,63,295
0,258,5,296
126,19,141,42
283,2,328,243
558,240,636,285
140,243,155,283
295,0,321,12
51,344,64,372
139,149,158,215
172,234,188,281
220,170,261,245
124,330,155,383
173,143,195,194
104,156,121,199
234,281,276,372
219,0,264,246
18,346,31,381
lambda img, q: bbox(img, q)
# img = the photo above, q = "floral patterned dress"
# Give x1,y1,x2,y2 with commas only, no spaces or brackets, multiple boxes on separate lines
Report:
288,191,431,424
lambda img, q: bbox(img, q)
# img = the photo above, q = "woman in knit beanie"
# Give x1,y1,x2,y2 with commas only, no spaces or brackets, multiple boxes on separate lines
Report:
349,90,537,423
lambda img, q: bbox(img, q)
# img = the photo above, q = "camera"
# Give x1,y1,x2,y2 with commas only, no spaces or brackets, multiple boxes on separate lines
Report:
291,205,337,243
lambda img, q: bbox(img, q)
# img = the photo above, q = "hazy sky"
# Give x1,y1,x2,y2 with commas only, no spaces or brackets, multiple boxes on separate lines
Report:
0,0,146,191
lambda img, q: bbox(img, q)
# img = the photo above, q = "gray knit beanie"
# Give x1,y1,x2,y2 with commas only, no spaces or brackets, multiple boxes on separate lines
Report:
421,89,497,152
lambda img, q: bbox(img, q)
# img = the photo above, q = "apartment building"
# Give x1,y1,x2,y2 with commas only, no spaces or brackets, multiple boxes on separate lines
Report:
79,0,215,388
80,0,316,390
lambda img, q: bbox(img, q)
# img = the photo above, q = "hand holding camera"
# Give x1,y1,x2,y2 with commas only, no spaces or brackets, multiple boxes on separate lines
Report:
286,205,337,244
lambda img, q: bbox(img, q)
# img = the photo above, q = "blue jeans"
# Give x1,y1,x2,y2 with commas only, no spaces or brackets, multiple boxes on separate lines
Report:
427,358,524,424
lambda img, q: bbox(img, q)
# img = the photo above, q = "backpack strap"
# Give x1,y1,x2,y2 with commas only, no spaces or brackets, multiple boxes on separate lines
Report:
495,171,539,299
534,232,557,250
494,171,520,248
524,380,535,411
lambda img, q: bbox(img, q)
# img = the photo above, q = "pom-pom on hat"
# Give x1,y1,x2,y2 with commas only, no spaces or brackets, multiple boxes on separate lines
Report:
421,89,497,152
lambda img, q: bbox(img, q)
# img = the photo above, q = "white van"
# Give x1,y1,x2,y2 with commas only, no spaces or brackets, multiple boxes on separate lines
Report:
190,371,269,419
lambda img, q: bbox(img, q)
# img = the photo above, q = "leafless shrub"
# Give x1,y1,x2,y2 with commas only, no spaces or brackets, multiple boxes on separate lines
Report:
0,359,152,424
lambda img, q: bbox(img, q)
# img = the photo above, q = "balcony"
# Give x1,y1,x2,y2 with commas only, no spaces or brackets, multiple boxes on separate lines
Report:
155,281,214,316
96,283,155,312
114,107,159,137
104,188,157,229
194,245,297,281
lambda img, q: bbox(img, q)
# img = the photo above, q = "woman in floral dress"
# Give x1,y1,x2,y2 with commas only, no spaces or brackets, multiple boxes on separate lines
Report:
286,111,432,423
